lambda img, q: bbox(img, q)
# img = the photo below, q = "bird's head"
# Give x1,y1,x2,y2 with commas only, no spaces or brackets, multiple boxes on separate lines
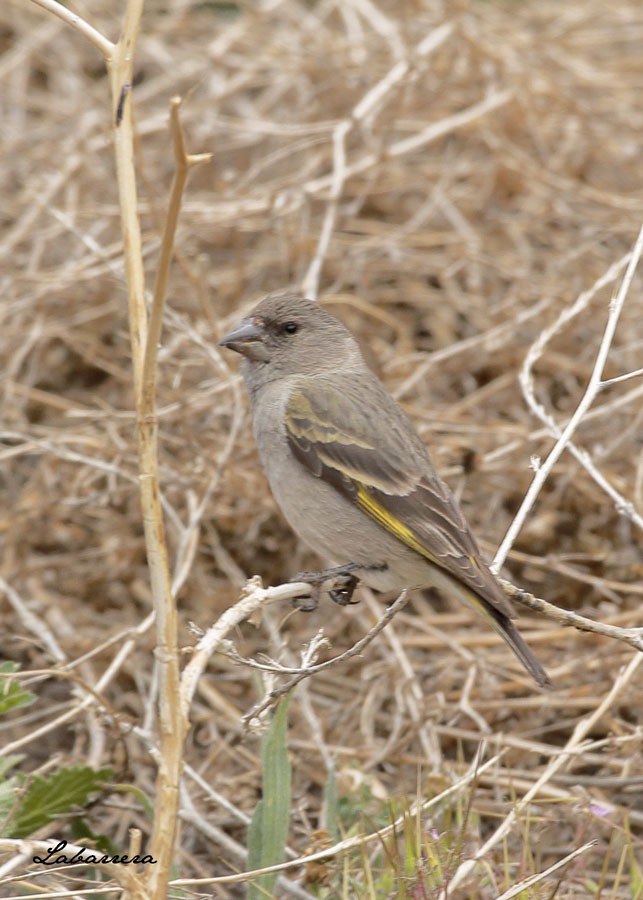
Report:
219,291,363,388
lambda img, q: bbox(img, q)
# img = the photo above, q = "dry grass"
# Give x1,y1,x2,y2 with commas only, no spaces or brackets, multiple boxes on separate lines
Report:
1,0,642,897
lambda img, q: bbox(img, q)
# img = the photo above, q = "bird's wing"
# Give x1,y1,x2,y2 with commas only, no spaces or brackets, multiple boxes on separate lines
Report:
284,375,515,617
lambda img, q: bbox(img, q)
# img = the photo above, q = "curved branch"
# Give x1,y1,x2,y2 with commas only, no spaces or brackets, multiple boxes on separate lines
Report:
29,0,114,58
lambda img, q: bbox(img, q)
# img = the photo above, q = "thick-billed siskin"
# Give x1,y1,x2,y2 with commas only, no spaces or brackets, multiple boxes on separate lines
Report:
220,290,549,687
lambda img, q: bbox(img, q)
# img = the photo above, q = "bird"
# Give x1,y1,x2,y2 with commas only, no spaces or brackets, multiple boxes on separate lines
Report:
219,290,550,687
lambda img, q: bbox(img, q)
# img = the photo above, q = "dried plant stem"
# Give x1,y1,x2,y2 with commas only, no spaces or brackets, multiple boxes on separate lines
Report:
494,225,643,571
302,118,350,299
142,97,212,409
302,23,454,299
240,589,410,725
502,578,643,653
180,578,308,713
24,8,149,896
301,88,512,202
439,651,643,897
28,0,114,57
0,838,143,893
26,2,210,896
108,1,148,385
181,579,409,725
494,840,597,900
140,96,210,896
170,748,502,889
104,2,181,893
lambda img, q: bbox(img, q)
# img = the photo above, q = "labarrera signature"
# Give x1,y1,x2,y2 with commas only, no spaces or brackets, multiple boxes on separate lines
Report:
33,839,157,866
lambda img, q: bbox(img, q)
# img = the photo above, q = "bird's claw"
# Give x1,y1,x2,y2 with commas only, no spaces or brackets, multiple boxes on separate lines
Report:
289,564,361,610
329,573,360,606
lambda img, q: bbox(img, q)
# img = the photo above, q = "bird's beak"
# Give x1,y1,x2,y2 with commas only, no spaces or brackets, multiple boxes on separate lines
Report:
219,318,270,362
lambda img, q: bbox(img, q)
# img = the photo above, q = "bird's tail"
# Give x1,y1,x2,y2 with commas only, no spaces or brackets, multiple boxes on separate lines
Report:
456,582,550,687
489,610,550,687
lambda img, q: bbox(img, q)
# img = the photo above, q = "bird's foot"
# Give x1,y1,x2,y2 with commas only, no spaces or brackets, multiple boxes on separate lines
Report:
328,573,360,606
289,564,361,611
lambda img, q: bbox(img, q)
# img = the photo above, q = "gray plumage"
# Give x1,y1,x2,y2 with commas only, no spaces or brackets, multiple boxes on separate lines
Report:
220,290,549,687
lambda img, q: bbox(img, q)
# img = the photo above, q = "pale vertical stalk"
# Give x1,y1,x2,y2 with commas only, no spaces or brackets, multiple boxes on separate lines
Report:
105,5,183,894
107,0,148,389
27,2,200,895
140,97,210,896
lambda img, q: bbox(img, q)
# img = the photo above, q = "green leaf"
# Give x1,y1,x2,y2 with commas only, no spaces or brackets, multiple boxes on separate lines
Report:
0,758,22,829
5,765,113,839
323,763,339,843
0,756,22,781
111,782,154,821
70,817,120,857
247,696,292,899
629,838,643,899
0,662,37,716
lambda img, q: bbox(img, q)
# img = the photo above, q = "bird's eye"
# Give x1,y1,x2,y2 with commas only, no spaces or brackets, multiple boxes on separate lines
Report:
282,321,299,335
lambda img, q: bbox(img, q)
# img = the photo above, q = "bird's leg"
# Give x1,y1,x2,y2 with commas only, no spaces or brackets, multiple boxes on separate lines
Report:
289,563,362,610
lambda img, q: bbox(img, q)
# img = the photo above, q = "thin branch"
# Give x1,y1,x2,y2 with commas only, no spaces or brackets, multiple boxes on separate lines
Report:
27,2,211,894
494,227,643,570
494,841,597,900
301,23,454,298
141,97,212,412
301,89,511,198
599,365,643,387
240,591,410,726
389,89,513,159
501,578,643,654
181,578,408,721
180,579,311,714
28,0,115,58
301,119,350,299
